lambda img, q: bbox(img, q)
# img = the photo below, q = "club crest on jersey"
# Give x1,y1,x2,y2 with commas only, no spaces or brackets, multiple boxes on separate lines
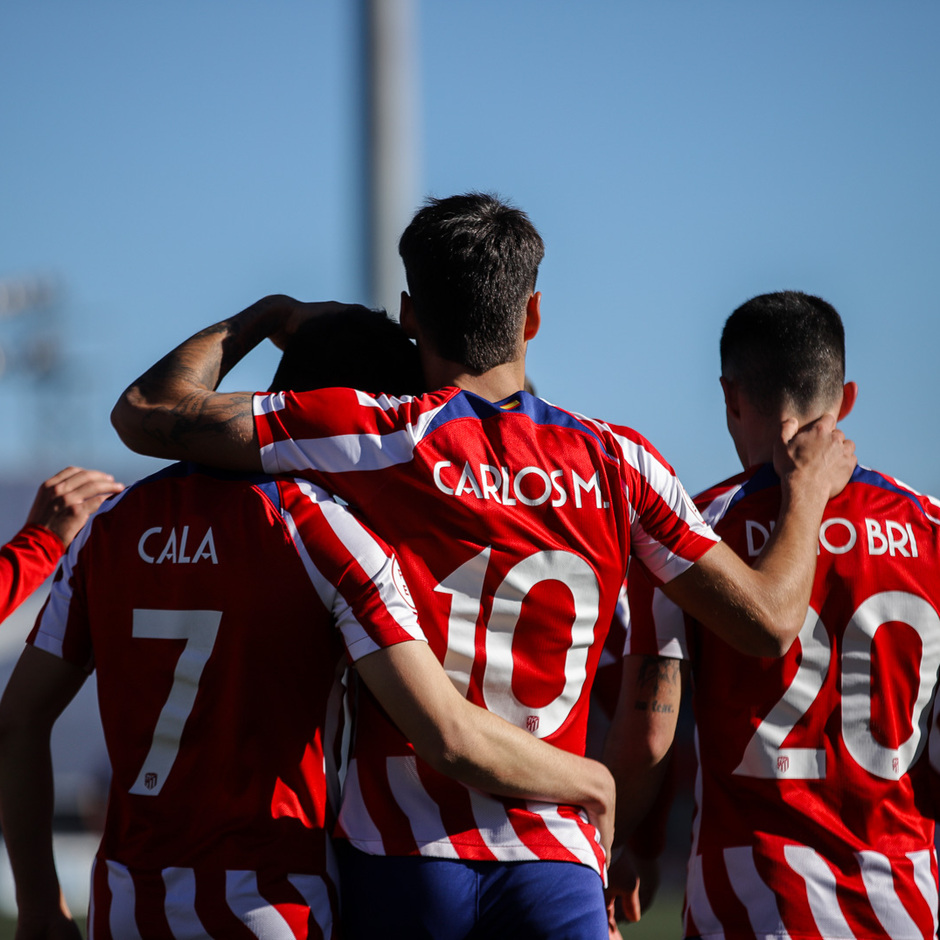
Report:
776,756,789,773
526,715,540,733
144,772,158,790
137,526,219,565
432,461,609,509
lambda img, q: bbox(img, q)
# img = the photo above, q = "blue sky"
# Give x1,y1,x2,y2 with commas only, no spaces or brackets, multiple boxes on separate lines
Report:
2,1,939,501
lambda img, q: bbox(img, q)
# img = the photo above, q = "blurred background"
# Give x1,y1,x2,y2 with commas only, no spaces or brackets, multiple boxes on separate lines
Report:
2,1,939,933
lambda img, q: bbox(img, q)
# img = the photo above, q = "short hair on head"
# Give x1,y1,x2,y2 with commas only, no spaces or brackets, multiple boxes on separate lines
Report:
398,192,545,372
720,291,845,415
269,308,425,396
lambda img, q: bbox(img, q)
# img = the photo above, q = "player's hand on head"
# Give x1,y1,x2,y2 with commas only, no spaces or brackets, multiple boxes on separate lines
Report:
268,300,375,350
26,466,124,549
773,413,856,499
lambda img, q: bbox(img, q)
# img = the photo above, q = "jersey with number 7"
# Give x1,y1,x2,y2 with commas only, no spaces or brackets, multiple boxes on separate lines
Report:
29,462,424,939
628,462,940,940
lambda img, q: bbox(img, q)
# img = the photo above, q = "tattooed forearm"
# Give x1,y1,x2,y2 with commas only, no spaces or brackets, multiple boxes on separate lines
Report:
139,392,256,452
633,656,681,713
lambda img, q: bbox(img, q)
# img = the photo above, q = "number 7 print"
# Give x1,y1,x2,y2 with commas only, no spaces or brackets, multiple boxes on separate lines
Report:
128,608,222,796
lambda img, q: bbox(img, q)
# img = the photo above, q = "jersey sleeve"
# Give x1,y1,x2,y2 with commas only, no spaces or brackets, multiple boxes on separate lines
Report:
0,524,64,622
275,477,426,661
610,426,720,584
28,523,95,671
254,387,429,478
624,561,690,660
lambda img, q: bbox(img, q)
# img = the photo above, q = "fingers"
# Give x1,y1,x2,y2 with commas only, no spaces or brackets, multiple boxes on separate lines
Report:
27,467,124,549
269,301,378,350
779,416,799,444
606,899,623,938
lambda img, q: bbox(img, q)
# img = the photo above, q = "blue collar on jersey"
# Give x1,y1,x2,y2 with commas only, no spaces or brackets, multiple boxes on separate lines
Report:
424,389,616,459
733,463,927,519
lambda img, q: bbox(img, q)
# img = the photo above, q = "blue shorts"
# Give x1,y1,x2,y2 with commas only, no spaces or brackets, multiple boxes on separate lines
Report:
338,844,608,940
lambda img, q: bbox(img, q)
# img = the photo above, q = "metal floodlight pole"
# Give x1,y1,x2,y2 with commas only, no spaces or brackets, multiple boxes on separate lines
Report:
361,0,419,317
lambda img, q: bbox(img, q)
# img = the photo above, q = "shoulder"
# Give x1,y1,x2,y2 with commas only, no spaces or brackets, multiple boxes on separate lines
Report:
845,465,940,525
694,464,779,526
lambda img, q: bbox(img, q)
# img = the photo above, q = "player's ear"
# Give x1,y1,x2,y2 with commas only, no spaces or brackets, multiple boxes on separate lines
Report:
523,292,541,341
399,292,417,339
837,380,858,422
720,376,741,419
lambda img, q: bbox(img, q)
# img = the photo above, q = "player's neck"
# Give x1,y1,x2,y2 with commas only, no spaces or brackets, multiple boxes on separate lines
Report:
424,356,527,403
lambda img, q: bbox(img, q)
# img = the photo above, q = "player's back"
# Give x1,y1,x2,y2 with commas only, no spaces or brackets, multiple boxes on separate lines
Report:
256,386,717,873
32,462,352,937
655,463,940,940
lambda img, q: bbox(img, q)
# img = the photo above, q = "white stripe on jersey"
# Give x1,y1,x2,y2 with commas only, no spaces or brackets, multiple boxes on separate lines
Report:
908,849,939,936
337,758,386,849
257,397,447,476
699,480,746,527
32,486,132,662
224,870,295,939
723,846,792,939
353,389,418,411
858,850,923,940
525,801,601,872
288,873,335,940
629,518,700,585
464,788,539,861
163,866,206,938
783,844,854,939
256,391,287,415
685,854,724,940
610,428,714,525
104,858,143,940
266,429,417,474
281,478,424,660
652,589,687,659
385,755,459,858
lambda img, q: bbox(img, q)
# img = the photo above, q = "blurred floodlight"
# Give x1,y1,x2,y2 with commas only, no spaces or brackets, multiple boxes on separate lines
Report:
0,275,60,318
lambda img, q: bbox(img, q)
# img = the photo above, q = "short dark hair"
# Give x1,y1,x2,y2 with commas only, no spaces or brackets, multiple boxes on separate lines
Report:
398,192,545,372
269,308,424,396
720,291,845,415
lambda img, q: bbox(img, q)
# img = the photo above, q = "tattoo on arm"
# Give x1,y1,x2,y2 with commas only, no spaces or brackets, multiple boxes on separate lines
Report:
140,392,256,452
633,656,681,714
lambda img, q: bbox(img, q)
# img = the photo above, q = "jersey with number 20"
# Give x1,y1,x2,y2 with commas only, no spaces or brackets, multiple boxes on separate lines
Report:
628,462,940,940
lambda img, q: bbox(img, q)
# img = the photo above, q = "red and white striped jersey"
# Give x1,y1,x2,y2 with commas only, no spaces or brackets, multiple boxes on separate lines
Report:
627,462,940,940
253,386,718,876
30,462,424,940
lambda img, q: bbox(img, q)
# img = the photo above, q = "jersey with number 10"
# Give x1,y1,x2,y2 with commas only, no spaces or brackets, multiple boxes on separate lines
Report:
29,462,424,940
628,463,940,940
254,386,718,875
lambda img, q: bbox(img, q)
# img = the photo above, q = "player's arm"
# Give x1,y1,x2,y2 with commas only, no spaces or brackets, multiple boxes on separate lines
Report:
111,296,366,467
355,640,616,861
602,654,684,922
663,414,854,657
0,645,87,940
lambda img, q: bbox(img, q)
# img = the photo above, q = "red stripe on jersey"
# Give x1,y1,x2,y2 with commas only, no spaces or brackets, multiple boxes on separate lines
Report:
254,387,719,874
630,462,940,940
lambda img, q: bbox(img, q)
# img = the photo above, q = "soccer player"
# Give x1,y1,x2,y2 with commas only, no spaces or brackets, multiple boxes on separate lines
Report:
1,466,123,621
612,291,940,939
0,310,615,940
110,195,854,939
